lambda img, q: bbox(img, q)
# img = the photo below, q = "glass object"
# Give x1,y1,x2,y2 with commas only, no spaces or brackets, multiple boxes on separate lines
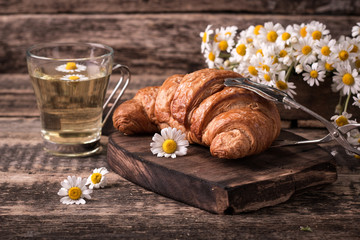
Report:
27,42,130,157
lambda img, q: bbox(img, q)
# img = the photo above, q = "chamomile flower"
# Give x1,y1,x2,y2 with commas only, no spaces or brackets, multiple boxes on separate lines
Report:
61,74,89,81
58,176,92,205
330,112,353,127
230,38,253,63
331,40,356,68
259,70,276,86
353,93,360,108
293,23,308,39
347,129,360,146
352,22,360,38
200,25,214,53
204,43,223,69
275,71,297,98
315,35,336,62
213,26,237,52
56,62,87,73
302,62,326,86
86,167,109,189
239,26,256,44
277,46,294,66
293,36,317,65
276,25,295,48
332,63,360,95
347,36,360,55
258,22,284,45
150,127,189,158
306,21,330,41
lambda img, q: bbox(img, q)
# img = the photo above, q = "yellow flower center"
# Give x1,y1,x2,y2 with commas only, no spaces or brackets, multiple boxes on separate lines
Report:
65,62,77,70
272,56,279,64
202,32,207,43
254,25,263,35
355,154,360,159
162,139,177,154
310,70,318,78
351,45,358,53
276,80,288,90
225,31,232,37
248,66,258,76
267,31,278,42
68,76,80,81
339,50,349,61
91,173,102,184
300,27,307,37
279,50,288,57
264,73,271,82
342,73,354,85
214,33,220,42
68,187,82,200
236,44,246,56
302,45,312,55
325,62,334,71
335,115,349,127
282,32,291,41
208,52,215,61
312,30,322,40
321,46,331,56
355,58,360,69
256,49,264,56
218,40,228,51
262,64,270,72
247,37,253,43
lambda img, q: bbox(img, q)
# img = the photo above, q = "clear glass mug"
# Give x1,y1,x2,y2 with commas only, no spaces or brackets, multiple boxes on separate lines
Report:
26,42,130,157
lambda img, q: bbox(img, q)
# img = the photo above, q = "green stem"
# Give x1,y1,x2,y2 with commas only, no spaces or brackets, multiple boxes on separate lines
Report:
343,93,352,113
285,62,295,82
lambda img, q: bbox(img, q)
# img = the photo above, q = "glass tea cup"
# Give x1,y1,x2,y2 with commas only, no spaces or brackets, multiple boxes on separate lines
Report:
26,42,130,157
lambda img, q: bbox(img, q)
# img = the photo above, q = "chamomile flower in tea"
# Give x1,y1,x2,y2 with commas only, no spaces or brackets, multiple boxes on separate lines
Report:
61,74,89,81
56,62,87,73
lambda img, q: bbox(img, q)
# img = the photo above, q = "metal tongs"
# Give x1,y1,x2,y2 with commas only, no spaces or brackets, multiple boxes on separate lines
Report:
224,78,360,156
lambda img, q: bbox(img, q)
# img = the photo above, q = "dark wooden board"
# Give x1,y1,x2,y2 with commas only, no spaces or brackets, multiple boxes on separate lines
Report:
107,130,337,214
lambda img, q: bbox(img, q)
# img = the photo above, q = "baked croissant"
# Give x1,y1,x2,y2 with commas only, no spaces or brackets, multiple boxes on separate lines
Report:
113,69,281,159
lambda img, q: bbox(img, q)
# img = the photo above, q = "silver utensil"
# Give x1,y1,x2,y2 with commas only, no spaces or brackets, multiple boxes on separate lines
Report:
224,77,360,155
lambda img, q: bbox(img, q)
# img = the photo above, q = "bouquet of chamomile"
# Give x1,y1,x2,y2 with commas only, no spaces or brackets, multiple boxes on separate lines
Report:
200,21,360,157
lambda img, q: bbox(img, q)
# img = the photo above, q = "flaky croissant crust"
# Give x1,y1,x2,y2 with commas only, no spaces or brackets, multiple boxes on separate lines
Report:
113,69,281,159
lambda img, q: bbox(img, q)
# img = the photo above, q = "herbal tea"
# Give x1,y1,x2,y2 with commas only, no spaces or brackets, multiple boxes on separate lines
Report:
30,61,109,146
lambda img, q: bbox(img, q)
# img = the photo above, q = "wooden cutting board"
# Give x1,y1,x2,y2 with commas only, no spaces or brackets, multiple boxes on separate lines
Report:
107,130,337,214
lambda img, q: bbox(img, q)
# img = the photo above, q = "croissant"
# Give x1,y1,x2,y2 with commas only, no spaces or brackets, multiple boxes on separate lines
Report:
113,69,281,159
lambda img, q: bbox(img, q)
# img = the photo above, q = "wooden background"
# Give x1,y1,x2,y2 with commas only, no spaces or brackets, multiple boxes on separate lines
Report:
1,0,360,124
1,1,360,239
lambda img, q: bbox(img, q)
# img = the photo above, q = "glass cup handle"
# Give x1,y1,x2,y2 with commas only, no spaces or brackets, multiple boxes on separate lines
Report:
102,64,131,125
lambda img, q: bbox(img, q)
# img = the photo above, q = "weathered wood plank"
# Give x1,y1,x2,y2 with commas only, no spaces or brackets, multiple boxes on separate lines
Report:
1,14,360,75
1,0,359,15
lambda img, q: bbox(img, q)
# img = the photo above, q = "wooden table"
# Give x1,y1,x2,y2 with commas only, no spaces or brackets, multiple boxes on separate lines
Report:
1,75,360,239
